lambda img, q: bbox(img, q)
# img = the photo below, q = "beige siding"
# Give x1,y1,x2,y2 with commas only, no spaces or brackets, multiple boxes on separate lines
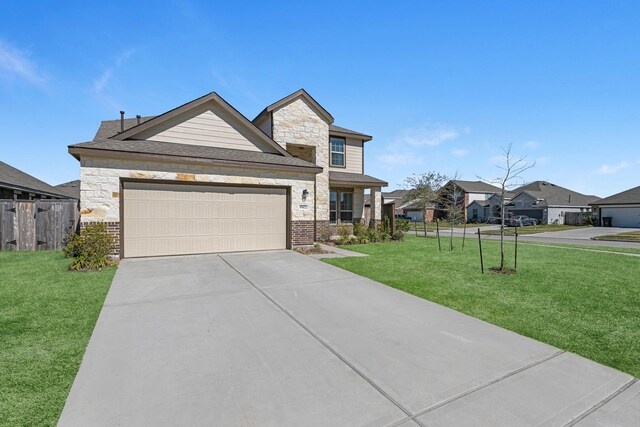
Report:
138,104,278,153
329,137,363,174
254,114,272,137
123,182,287,257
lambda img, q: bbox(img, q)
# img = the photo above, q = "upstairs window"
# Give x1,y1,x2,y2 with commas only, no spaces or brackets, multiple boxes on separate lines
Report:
330,137,345,167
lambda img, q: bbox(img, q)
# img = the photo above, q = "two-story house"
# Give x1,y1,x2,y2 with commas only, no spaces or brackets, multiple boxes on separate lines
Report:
69,89,387,258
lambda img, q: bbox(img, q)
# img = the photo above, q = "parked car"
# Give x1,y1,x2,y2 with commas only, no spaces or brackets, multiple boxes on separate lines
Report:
508,215,538,226
486,216,502,224
395,214,412,221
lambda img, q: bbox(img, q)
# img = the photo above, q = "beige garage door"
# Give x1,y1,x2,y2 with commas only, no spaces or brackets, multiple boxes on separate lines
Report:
123,182,287,258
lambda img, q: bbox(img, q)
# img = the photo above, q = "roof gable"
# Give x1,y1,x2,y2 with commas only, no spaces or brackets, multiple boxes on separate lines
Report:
254,89,334,125
110,92,290,156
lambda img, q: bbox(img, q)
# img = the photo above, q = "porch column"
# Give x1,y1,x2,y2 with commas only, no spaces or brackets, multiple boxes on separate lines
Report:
370,186,382,227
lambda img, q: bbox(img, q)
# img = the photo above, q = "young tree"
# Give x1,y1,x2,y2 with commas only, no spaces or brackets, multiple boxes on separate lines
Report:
403,172,448,235
481,144,535,271
439,172,465,251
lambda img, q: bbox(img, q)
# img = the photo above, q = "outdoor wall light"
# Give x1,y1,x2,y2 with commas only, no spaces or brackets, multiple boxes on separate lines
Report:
302,189,309,201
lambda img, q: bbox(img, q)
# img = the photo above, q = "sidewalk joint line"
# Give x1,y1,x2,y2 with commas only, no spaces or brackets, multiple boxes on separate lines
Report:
562,377,638,427
218,255,424,427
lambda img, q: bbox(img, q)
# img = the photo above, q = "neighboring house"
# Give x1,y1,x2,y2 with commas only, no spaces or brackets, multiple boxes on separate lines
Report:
69,89,387,258
590,185,640,228
505,181,600,225
55,180,81,199
364,189,436,222
0,161,72,200
437,180,502,221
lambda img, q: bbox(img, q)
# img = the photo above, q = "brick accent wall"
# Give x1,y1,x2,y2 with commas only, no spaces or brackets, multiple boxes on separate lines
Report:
291,220,315,245
81,221,120,257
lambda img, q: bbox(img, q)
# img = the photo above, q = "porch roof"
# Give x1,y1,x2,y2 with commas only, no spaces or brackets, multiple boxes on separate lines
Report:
329,171,388,187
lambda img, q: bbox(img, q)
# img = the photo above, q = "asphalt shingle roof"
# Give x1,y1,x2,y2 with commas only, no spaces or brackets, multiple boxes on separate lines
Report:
329,124,372,140
0,161,69,198
328,171,388,186
452,180,502,193
514,181,600,207
591,185,640,205
94,116,156,140
55,180,81,199
70,139,321,170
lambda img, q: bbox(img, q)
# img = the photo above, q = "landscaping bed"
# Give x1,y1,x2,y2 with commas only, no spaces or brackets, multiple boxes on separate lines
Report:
323,235,640,377
0,251,115,426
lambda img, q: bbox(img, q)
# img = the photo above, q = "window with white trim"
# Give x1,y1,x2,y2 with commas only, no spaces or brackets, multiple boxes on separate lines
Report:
330,137,345,167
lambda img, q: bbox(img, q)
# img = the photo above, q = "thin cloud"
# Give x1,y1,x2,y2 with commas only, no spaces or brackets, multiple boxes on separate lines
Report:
92,48,136,108
596,161,631,174
395,124,460,147
451,148,469,157
0,39,47,87
93,69,113,93
524,140,540,149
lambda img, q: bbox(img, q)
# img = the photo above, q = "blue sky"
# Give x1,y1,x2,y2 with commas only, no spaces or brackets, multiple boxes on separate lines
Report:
1,1,639,197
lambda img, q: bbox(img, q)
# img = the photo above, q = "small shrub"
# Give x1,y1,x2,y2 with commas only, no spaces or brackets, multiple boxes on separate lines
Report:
367,229,382,242
353,221,367,237
380,232,391,242
358,236,370,244
391,230,405,241
318,229,332,242
396,219,411,232
583,215,597,226
336,236,349,246
347,236,359,244
337,224,351,239
64,223,115,271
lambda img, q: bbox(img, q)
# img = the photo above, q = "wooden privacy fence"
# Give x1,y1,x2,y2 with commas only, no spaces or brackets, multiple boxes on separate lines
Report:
0,200,79,251
564,212,596,226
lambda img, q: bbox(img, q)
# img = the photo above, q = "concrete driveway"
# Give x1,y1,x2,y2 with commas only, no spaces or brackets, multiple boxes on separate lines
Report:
59,251,638,426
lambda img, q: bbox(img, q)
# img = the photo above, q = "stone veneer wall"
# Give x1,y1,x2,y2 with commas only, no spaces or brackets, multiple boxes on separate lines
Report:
271,98,330,227
80,157,317,255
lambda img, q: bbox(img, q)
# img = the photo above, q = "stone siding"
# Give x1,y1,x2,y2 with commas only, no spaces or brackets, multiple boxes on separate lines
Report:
272,98,330,221
80,157,316,223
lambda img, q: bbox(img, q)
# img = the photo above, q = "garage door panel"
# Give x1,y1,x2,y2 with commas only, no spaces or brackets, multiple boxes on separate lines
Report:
601,207,640,228
123,182,287,257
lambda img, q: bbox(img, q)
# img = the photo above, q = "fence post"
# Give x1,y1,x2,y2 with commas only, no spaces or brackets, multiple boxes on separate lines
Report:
478,228,484,274
514,227,518,271
436,219,441,252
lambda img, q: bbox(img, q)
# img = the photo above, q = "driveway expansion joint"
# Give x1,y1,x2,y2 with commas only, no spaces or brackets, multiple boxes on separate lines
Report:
218,254,424,427
388,350,566,426
562,377,639,426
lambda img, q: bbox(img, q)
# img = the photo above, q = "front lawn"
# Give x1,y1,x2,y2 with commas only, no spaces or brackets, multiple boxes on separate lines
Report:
324,235,640,377
408,221,493,231
0,251,115,426
481,224,587,235
595,230,640,241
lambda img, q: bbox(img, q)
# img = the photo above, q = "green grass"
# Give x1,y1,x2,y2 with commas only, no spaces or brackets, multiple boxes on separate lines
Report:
408,221,492,231
324,235,640,377
481,224,588,235
595,230,640,241
0,251,115,426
